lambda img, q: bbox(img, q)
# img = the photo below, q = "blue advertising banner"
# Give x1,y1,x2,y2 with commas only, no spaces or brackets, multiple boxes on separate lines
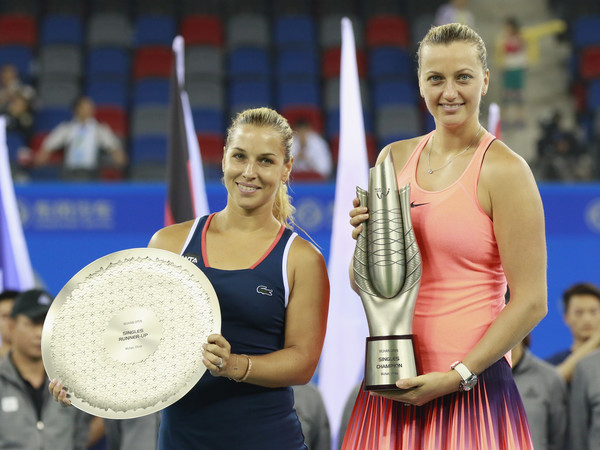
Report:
14,182,600,359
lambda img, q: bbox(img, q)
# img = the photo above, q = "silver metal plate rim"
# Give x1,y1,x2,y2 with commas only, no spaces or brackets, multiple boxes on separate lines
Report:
42,247,221,419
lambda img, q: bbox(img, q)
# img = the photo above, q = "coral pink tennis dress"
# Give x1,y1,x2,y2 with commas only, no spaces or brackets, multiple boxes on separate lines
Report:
341,132,533,449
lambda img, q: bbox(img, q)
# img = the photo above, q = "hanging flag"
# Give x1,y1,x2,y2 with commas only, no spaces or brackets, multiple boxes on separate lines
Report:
165,36,209,225
488,102,501,139
0,117,35,291
318,18,370,448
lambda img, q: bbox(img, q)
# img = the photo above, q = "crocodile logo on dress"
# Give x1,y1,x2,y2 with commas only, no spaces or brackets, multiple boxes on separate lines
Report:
256,285,273,296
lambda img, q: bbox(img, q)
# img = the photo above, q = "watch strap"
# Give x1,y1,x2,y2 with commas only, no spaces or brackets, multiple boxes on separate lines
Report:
450,361,473,381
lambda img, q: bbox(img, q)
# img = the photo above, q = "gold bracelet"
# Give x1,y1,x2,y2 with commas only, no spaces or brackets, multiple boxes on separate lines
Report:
239,354,252,382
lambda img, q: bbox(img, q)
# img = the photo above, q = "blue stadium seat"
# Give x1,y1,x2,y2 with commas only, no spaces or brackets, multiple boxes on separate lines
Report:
0,45,33,81
572,16,600,48
85,79,129,109
40,14,84,46
229,79,272,111
133,15,176,47
228,47,271,80
273,15,317,49
33,107,72,134
132,79,170,106
5,131,26,162
130,135,167,164
368,47,414,81
276,48,319,81
277,80,320,109
192,108,225,134
86,47,130,82
372,80,417,108
589,79,600,110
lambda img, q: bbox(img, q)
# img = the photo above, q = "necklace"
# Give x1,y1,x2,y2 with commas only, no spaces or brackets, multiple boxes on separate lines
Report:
427,125,483,174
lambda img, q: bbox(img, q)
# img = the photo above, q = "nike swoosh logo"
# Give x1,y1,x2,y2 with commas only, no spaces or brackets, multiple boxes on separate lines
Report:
410,201,430,208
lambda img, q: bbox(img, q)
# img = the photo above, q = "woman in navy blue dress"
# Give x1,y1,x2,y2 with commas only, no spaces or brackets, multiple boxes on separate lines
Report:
148,107,330,449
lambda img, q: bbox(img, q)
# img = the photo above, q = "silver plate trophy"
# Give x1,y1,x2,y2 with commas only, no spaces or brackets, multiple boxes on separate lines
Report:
42,248,221,419
353,153,422,391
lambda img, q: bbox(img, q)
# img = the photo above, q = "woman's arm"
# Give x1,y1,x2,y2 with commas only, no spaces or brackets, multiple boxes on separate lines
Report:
208,238,330,388
460,142,547,375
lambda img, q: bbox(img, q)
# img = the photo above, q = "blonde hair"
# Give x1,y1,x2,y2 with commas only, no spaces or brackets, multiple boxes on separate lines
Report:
225,107,296,229
417,23,488,74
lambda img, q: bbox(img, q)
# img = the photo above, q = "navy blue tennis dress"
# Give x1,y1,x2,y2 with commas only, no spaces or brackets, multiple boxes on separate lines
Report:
158,214,307,450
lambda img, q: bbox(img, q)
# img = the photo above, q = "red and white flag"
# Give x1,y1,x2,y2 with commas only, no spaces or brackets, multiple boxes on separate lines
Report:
165,36,209,225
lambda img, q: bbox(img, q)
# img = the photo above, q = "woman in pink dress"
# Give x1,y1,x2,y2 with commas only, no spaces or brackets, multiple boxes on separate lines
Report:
342,23,547,449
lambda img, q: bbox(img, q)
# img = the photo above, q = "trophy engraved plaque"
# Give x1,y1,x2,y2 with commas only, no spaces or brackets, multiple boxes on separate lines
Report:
42,248,221,419
353,153,422,391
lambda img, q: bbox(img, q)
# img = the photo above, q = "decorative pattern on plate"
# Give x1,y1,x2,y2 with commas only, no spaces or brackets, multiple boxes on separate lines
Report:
43,249,220,418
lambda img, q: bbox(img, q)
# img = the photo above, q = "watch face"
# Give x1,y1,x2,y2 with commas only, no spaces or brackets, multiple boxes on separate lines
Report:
461,375,478,391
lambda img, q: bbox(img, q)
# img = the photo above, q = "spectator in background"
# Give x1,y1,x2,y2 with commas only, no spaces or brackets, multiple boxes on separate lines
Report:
535,110,592,181
0,290,20,359
0,64,35,114
293,383,331,450
5,91,34,143
291,119,333,180
569,348,600,450
34,96,127,181
512,334,568,450
496,17,528,129
0,289,90,449
434,0,475,28
546,282,600,383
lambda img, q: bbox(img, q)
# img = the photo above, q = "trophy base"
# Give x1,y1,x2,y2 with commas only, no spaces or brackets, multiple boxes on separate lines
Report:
364,335,417,391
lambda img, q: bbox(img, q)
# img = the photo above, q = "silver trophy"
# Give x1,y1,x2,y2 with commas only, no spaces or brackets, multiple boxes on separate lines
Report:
353,153,422,391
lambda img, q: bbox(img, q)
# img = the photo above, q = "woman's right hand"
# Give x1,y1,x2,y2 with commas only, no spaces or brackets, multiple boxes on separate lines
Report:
350,197,369,240
49,379,71,407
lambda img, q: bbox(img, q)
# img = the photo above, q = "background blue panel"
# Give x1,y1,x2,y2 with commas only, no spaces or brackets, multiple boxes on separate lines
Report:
14,182,600,360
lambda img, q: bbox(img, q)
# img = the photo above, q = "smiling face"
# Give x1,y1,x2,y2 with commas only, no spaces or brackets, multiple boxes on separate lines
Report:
222,124,292,215
418,41,489,130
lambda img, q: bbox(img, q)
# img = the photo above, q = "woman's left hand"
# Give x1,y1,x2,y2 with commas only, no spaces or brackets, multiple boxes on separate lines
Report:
202,334,231,377
373,371,461,406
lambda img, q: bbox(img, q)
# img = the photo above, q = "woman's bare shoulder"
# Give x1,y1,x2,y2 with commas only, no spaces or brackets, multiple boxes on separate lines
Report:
148,220,196,253
376,135,426,170
481,139,534,183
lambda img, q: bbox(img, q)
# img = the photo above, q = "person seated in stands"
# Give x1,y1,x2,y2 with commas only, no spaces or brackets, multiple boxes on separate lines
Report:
534,110,593,181
34,96,127,181
291,119,333,180
0,64,35,114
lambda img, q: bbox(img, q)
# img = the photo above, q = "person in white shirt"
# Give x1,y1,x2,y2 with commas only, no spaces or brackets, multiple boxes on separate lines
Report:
35,96,127,180
291,119,332,180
